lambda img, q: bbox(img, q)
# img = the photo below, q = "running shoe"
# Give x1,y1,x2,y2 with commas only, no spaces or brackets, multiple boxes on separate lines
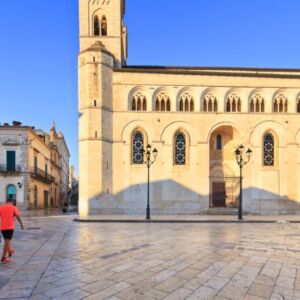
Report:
1,258,11,264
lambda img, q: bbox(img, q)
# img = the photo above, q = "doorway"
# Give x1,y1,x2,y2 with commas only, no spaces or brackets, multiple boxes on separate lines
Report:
44,191,48,209
212,182,226,207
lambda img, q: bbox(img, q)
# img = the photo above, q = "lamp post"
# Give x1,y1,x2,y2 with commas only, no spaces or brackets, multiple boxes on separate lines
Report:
234,145,252,220
143,144,158,220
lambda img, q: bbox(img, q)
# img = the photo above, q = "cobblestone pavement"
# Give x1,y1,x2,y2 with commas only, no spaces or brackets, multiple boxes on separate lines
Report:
1,216,300,299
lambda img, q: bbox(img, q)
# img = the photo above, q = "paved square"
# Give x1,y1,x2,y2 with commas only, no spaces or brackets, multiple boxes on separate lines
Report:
1,216,300,299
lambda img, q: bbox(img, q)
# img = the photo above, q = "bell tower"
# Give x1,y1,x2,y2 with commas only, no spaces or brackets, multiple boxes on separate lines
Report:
79,0,127,66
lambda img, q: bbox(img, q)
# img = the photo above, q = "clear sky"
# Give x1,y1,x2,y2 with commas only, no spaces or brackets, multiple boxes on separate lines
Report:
1,0,300,172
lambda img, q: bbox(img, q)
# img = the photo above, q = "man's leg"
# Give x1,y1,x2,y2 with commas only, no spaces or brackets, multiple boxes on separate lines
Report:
2,239,9,259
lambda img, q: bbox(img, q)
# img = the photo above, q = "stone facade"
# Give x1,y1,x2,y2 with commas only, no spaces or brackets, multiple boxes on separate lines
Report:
78,0,300,216
0,123,70,209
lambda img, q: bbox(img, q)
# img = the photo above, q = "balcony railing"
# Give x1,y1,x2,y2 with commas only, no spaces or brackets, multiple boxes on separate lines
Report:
30,167,55,184
0,164,22,174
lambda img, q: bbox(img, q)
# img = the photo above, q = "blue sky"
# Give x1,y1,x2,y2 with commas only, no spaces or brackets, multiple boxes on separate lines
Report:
1,0,300,172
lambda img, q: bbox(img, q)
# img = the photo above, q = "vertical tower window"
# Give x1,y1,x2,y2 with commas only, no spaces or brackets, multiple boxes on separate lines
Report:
263,133,275,166
297,99,300,113
132,131,144,164
216,135,222,150
94,100,97,107
94,15,100,36
175,132,186,165
101,16,107,36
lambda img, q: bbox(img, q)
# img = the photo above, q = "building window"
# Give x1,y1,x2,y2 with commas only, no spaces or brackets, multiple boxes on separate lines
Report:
6,185,16,202
226,94,241,112
263,133,275,166
175,132,186,165
101,16,107,36
132,131,144,164
297,99,300,113
94,100,97,107
179,93,194,112
203,93,217,112
273,94,288,113
94,15,100,36
132,93,147,111
216,135,222,150
250,94,264,113
34,156,38,173
6,150,16,171
155,92,171,112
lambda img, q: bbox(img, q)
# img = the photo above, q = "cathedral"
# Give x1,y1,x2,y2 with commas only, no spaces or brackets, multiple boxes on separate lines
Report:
78,0,300,216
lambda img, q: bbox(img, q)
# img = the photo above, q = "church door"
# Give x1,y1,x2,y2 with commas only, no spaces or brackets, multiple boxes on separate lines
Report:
212,182,226,207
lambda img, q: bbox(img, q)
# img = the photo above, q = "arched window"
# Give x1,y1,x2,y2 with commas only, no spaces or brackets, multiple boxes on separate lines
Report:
203,93,217,112
216,135,222,150
94,100,97,107
274,94,288,113
155,92,171,112
132,93,147,111
250,94,264,113
174,132,186,165
263,133,275,166
132,131,144,164
94,15,100,36
101,16,107,36
6,185,16,202
226,94,241,113
179,93,194,112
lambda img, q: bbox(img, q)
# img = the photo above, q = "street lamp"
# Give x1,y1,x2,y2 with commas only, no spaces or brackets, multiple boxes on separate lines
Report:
143,144,158,220
235,145,252,220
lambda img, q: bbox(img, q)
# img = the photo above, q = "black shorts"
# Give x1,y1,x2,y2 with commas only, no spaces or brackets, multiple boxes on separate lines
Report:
1,230,14,240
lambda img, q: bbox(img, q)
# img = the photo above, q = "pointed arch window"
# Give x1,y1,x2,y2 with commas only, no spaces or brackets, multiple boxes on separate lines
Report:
273,94,288,113
101,16,107,36
132,131,144,164
131,93,147,111
250,94,264,113
226,94,241,112
179,93,194,112
263,133,275,166
155,92,171,112
203,93,217,112
174,132,186,165
94,15,100,36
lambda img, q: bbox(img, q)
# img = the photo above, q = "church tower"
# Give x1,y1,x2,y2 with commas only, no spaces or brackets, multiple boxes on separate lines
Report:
79,0,127,66
78,0,127,216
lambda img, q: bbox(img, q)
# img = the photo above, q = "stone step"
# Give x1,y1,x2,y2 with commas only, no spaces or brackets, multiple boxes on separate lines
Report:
207,207,238,215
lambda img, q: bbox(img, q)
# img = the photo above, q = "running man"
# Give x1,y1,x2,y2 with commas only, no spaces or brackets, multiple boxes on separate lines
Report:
0,199,24,264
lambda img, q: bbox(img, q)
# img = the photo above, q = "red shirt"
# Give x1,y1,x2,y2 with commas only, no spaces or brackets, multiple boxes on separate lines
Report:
0,203,20,230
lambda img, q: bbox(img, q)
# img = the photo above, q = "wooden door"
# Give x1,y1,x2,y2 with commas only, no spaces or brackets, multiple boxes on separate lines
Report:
212,182,226,207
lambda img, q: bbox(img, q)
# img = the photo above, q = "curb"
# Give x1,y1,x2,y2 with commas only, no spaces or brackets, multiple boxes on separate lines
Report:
73,219,297,224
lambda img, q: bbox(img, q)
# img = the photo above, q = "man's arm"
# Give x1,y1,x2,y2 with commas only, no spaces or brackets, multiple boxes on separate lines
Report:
16,215,24,230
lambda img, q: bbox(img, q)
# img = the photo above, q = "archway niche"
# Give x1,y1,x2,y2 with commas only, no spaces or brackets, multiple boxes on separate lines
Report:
209,125,240,208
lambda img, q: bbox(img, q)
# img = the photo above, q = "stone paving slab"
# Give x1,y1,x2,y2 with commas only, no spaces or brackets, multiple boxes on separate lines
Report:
1,215,300,299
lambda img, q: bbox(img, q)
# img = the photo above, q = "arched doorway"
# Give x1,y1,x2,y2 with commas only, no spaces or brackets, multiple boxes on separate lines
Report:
6,185,17,204
209,126,240,208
